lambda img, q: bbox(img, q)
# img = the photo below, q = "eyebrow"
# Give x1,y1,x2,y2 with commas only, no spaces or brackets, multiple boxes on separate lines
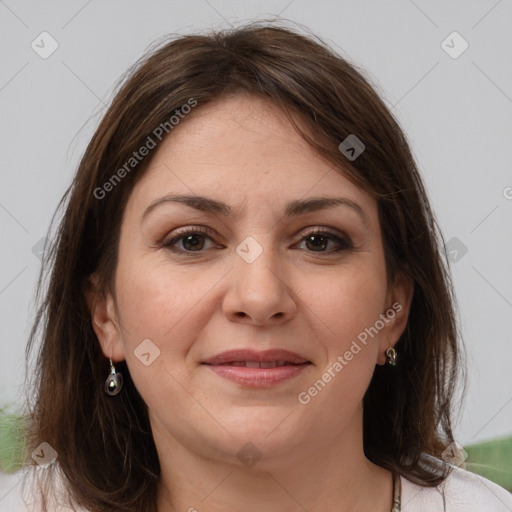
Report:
141,193,369,227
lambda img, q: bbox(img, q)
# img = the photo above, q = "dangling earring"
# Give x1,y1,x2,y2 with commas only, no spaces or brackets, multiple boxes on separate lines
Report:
104,358,123,396
386,347,397,366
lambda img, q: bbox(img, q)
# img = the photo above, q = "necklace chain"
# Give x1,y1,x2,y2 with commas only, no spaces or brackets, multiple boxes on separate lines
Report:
391,472,401,512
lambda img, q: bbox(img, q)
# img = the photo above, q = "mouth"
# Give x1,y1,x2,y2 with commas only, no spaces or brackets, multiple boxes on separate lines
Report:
202,348,310,365
201,349,312,388
211,360,304,368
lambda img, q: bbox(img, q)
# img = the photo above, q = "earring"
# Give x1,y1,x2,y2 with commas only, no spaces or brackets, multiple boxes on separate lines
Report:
104,358,123,396
386,347,397,366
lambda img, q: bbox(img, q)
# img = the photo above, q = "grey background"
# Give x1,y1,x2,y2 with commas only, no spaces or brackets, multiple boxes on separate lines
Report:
1,0,511,448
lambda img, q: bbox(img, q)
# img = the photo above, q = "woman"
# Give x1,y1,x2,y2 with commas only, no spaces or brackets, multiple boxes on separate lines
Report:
21,23,512,511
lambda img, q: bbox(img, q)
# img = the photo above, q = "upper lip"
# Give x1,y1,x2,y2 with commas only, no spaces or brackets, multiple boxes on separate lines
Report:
202,349,310,365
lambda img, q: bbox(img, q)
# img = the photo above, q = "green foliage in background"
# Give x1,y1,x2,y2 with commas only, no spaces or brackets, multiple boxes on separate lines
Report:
0,408,26,473
466,436,512,492
0,406,511,493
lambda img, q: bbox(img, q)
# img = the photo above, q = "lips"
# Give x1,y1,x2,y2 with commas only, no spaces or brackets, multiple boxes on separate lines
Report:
219,360,296,368
202,349,311,388
202,349,310,366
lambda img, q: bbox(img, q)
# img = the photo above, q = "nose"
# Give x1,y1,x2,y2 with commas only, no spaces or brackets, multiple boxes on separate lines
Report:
222,243,297,326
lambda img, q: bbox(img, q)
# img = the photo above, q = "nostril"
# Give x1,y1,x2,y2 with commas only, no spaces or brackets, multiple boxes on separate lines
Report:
232,311,285,321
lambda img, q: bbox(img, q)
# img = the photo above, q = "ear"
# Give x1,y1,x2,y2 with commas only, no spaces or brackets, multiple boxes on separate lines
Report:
376,272,414,365
84,274,125,362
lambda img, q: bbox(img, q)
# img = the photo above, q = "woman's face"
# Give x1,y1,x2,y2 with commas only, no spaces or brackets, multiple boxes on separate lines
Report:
92,94,411,467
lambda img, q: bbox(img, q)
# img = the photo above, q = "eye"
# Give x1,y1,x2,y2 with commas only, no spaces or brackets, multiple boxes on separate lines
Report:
296,228,353,253
163,227,220,253
161,226,352,255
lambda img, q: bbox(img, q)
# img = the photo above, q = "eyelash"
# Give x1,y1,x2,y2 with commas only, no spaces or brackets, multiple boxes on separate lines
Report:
162,226,353,256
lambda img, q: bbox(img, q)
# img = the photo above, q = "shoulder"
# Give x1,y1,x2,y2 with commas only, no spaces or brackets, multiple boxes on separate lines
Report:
401,462,512,512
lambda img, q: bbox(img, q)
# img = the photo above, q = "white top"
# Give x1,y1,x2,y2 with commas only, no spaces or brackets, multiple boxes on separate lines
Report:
401,464,512,511
1,463,511,511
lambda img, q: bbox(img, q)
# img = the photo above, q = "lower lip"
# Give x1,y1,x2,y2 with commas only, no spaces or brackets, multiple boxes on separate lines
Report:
203,363,311,388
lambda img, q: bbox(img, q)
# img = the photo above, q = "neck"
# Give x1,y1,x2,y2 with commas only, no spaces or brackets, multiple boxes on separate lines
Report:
155,407,393,512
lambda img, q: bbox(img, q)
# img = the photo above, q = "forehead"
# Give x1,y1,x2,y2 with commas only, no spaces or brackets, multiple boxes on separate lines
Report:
125,94,377,223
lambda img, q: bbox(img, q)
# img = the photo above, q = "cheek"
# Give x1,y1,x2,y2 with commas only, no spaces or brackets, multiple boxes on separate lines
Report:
112,261,211,416
296,269,386,426
113,256,222,357
298,258,388,346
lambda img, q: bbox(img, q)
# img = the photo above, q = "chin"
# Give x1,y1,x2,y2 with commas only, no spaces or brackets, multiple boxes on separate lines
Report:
211,412,307,464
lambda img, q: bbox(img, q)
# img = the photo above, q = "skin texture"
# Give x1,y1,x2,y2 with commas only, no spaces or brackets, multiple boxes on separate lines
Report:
90,94,413,511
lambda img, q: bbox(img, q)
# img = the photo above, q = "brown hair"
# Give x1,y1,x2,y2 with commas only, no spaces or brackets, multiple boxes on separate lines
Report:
24,22,465,511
